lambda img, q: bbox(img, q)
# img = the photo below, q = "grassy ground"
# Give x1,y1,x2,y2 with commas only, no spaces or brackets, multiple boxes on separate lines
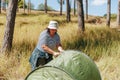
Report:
0,11,120,80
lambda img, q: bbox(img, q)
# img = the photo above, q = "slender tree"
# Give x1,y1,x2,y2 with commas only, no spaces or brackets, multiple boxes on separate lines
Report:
85,0,88,20
106,0,111,27
0,0,1,13
117,0,120,27
73,0,76,16
76,0,85,32
17,0,22,12
27,0,31,14
23,0,25,13
66,0,71,22
18,0,26,12
44,0,47,13
60,0,63,15
1,0,18,53
27,0,29,13
60,0,62,15
29,0,31,13
1,0,6,11
57,0,65,15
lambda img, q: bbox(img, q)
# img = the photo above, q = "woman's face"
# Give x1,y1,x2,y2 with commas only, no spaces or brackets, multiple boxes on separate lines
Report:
49,29,57,37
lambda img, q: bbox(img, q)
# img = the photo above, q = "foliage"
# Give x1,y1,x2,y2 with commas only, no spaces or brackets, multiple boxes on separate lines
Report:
111,14,117,20
18,0,27,8
57,0,65,4
26,1,34,10
37,3,44,11
37,3,55,11
103,13,117,20
6,0,9,4
18,0,34,9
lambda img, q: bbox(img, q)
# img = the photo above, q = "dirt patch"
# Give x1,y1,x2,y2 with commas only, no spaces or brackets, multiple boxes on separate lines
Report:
0,23,4,25
0,73,5,80
85,17,102,24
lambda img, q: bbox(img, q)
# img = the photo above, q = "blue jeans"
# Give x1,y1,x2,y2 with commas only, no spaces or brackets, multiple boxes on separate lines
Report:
29,48,53,70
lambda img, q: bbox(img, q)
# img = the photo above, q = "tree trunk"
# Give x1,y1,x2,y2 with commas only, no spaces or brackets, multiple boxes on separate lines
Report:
73,0,76,16
27,0,29,13
106,0,111,27
1,0,18,53
23,0,25,13
117,0,120,27
44,0,47,13
0,0,1,13
76,0,85,32
85,0,88,20
60,0,63,15
29,0,31,13
27,0,31,14
1,0,6,11
66,0,71,22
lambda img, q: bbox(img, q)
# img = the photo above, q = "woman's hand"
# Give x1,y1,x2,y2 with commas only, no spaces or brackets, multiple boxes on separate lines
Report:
53,52,60,57
58,46,64,53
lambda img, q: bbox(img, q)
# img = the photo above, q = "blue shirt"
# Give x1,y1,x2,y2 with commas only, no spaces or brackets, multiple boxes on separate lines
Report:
36,29,61,52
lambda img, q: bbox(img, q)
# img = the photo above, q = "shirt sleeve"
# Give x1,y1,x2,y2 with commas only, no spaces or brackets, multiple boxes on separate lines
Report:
36,30,48,51
39,32,48,45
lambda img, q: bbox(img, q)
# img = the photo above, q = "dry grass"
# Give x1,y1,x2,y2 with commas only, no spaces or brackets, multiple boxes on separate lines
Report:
0,12,120,80
96,55,120,80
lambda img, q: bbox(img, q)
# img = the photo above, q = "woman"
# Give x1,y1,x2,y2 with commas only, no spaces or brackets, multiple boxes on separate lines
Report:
29,21,64,70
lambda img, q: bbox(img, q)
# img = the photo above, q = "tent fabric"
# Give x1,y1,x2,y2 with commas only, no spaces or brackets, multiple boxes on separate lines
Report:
25,50,101,80
26,66,73,80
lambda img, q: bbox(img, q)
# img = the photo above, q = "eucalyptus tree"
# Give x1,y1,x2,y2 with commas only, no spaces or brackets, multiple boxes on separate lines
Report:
1,0,6,11
85,0,88,20
0,0,1,13
19,0,26,13
23,0,25,13
18,0,23,8
14,0,27,13
44,0,47,13
37,3,44,10
73,0,76,15
117,0,120,27
18,0,23,12
1,0,18,53
106,0,111,27
27,0,31,14
66,0,71,22
57,0,65,15
76,0,85,32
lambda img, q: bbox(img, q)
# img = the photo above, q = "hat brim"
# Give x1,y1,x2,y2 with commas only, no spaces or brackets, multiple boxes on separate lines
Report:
48,26,57,29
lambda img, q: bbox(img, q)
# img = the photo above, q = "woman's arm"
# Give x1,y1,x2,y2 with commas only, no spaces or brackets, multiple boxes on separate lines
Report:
42,44,60,57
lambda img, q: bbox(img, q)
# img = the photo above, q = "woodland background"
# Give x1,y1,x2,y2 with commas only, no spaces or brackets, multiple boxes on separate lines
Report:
0,0,120,80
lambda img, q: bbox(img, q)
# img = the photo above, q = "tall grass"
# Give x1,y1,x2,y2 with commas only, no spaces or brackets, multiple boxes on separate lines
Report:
0,13,120,80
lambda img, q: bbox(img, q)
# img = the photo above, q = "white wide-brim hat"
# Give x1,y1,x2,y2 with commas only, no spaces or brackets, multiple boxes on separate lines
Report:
48,21,58,29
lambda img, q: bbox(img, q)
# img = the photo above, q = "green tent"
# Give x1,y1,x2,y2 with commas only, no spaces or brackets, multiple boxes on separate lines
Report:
25,50,101,80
